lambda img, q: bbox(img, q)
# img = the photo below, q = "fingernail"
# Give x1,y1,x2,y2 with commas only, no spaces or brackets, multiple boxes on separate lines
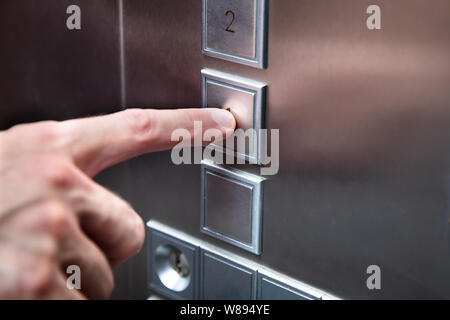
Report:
210,108,236,131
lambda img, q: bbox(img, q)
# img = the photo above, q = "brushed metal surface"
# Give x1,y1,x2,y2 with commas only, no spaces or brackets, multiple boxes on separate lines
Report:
201,159,264,255
200,249,257,300
122,0,450,299
202,0,267,68
258,278,311,300
204,172,253,244
257,270,319,300
0,0,122,129
147,221,337,299
205,0,256,58
1,0,450,300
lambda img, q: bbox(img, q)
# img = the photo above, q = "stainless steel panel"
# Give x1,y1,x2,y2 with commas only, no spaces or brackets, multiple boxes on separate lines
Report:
200,249,257,300
120,0,450,299
0,0,122,130
202,0,268,68
205,172,253,244
146,221,338,300
201,159,264,255
201,69,267,164
147,222,200,300
3,0,449,300
258,278,311,300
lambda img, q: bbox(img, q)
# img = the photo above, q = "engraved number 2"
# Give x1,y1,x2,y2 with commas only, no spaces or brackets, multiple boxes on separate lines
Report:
225,10,235,33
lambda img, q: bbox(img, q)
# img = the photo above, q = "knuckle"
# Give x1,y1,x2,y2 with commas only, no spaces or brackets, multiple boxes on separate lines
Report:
124,212,145,259
120,201,145,253
41,200,73,237
10,121,63,142
17,156,79,191
41,158,77,189
25,258,56,298
108,208,145,264
123,108,153,140
35,121,63,141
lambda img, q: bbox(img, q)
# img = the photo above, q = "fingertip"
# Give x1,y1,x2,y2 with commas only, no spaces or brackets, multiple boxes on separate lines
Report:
209,108,236,133
110,213,145,267
224,127,236,139
134,214,146,253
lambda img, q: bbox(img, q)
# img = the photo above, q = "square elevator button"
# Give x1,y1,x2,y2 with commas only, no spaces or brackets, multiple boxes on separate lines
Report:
201,68,267,165
205,171,253,245
201,159,264,255
200,249,257,300
257,270,322,300
202,0,268,68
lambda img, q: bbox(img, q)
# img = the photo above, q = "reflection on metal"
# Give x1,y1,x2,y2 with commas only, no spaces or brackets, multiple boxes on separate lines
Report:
202,0,268,68
147,220,339,300
154,244,191,292
201,68,267,164
204,172,254,245
201,159,264,255
148,224,200,300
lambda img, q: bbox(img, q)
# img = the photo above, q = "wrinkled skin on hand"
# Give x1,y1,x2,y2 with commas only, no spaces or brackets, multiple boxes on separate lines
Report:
0,108,235,299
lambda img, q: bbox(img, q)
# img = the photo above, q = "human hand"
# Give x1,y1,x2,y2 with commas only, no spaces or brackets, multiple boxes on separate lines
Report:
0,108,235,299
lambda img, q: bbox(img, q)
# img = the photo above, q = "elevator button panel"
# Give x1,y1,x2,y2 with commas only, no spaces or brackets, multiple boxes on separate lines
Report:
200,249,257,300
202,0,268,68
201,68,267,164
147,221,339,300
201,159,264,255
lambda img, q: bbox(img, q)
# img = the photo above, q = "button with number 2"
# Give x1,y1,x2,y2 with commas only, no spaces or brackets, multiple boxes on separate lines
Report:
202,0,268,69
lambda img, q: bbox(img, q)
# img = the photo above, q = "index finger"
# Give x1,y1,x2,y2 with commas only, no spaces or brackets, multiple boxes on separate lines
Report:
62,108,236,176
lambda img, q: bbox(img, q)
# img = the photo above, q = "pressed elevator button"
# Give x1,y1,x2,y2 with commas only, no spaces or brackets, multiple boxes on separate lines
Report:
206,80,255,131
202,0,268,68
201,68,267,164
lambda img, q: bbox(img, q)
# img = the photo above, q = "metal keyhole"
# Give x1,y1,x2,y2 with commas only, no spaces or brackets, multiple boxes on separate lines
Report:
169,250,190,278
155,244,191,292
